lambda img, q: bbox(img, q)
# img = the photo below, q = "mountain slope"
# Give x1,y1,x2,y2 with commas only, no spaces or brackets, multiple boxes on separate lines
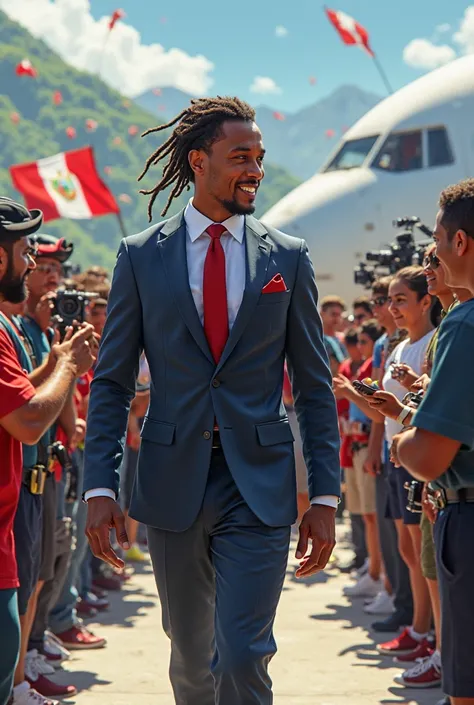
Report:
135,84,381,181
0,10,300,271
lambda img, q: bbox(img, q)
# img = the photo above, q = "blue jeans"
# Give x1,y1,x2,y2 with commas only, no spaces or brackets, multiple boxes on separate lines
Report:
49,450,89,634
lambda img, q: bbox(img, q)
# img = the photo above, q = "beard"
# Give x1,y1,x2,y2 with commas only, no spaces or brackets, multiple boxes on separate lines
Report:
0,260,28,304
218,196,256,216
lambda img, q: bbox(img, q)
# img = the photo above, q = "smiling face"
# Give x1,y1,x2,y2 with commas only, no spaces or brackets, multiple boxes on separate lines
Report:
423,242,450,298
388,277,430,333
189,119,265,217
0,236,36,304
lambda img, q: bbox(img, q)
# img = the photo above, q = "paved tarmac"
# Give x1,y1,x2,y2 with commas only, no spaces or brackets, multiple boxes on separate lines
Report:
52,526,442,705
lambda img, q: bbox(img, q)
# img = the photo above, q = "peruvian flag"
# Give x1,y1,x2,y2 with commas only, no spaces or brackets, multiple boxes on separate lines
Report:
9,147,119,222
325,7,374,56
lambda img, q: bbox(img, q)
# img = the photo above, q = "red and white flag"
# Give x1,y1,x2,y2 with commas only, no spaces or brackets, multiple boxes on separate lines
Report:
10,147,119,222
325,7,374,56
15,58,38,77
108,8,125,31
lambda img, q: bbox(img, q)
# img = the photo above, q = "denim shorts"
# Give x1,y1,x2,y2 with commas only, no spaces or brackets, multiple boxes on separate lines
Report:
385,460,421,525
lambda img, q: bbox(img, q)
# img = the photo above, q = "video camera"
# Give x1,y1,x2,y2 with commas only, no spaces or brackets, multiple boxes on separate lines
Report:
52,288,97,339
354,216,433,288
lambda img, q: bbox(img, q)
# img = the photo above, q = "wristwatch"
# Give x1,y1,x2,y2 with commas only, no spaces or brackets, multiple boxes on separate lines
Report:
396,406,412,426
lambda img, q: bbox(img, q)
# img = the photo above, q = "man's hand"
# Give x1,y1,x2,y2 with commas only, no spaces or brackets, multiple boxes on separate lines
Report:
364,447,381,476
53,324,96,376
33,292,56,332
86,497,130,570
295,504,336,578
412,373,431,393
391,363,419,390
332,374,351,400
390,431,406,468
367,390,405,420
421,484,438,525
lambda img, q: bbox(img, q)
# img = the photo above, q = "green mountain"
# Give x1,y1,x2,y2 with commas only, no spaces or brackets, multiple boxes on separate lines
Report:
0,11,300,272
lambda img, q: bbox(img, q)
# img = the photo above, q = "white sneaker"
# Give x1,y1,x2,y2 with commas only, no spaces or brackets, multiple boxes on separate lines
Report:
351,557,369,580
363,590,395,615
43,632,70,665
13,681,59,705
25,650,55,678
343,572,383,598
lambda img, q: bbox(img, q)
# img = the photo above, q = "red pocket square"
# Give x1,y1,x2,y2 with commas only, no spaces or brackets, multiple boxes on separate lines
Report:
262,274,287,294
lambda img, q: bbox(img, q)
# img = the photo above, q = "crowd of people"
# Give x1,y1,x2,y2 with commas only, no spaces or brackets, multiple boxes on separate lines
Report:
310,180,474,705
1,169,474,705
0,207,151,705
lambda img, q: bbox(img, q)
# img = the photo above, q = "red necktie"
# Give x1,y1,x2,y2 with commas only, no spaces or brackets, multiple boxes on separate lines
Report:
203,224,228,363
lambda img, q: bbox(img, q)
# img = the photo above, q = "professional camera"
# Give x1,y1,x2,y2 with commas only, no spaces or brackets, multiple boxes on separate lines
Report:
354,216,433,288
404,480,424,514
52,288,97,338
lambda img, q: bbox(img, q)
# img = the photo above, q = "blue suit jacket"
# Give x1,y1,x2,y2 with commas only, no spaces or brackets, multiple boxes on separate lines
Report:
83,209,341,530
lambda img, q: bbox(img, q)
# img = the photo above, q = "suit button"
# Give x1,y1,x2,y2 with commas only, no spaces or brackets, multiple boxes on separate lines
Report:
212,379,220,388
203,431,211,440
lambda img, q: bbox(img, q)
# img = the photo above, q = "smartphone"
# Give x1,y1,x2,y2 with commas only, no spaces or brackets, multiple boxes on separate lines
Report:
352,380,378,396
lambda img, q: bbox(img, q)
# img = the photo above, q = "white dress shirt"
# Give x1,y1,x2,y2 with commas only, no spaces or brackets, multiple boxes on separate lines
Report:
85,200,337,509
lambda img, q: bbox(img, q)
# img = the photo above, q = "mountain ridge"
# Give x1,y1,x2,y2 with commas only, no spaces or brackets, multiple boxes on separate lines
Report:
0,10,300,271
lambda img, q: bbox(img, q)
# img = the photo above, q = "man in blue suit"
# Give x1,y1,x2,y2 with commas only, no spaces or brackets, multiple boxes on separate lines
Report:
84,96,340,704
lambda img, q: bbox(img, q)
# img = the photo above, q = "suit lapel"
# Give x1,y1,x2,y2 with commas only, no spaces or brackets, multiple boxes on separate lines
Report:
158,210,214,364
216,217,272,373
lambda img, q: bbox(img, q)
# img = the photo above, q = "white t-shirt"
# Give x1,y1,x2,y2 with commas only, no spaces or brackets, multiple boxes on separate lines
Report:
382,330,434,444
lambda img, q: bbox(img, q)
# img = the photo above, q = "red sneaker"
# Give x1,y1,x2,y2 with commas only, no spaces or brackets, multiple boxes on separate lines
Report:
92,574,122,591
27,674,77,699
394,638,434,663
394,653,442,688
55,625,107,650
378,627,421,656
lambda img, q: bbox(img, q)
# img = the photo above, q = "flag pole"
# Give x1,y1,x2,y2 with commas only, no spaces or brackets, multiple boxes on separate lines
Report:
116,210,129,239
372,53,393,95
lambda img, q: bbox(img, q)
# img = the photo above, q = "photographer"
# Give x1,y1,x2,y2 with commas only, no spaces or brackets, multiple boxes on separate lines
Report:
0,199,95,705
396,179,474,705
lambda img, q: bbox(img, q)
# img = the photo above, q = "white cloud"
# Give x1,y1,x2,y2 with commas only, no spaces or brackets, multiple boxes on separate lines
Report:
403,38,456,69
436,23,451,34
454,6,474,53
275,25,288,38
0,0,214,97
249,76,282,95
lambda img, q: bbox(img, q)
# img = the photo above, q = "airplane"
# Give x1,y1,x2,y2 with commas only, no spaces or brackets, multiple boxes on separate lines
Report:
261,54,474,302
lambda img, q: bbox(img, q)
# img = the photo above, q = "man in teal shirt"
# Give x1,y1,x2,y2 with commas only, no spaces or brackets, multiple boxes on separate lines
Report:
396,179,474,705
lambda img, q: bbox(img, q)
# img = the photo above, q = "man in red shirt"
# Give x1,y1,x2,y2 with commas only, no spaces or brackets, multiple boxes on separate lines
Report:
0,199,95,705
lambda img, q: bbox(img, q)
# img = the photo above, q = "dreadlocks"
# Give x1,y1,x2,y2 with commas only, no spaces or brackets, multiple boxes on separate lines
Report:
137,96,256,221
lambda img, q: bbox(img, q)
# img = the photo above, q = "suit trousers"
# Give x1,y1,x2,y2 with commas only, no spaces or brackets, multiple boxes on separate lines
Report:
147,447,291,705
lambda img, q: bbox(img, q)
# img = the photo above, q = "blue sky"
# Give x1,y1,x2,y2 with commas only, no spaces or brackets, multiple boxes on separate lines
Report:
88,0,473,110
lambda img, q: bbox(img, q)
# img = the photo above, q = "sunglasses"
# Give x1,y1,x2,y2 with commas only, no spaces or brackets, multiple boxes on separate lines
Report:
35,263,63,275
370,296,388,308
423,252,441,270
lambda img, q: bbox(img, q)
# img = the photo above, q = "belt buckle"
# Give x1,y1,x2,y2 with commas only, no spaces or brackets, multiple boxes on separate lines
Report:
434,489,447,510
30,465,46,495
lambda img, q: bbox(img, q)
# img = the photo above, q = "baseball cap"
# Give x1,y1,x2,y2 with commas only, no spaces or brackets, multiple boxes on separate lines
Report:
31,233,74,263
0,197,43,241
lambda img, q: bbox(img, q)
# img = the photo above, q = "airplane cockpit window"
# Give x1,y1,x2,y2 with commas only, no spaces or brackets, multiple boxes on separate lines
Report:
428,127,454,167
324,136,379,172
373,131,423,172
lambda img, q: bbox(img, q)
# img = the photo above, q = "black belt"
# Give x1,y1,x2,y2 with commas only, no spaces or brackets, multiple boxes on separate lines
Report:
352,441,368,453
427,487,474,510
22,465,48,495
